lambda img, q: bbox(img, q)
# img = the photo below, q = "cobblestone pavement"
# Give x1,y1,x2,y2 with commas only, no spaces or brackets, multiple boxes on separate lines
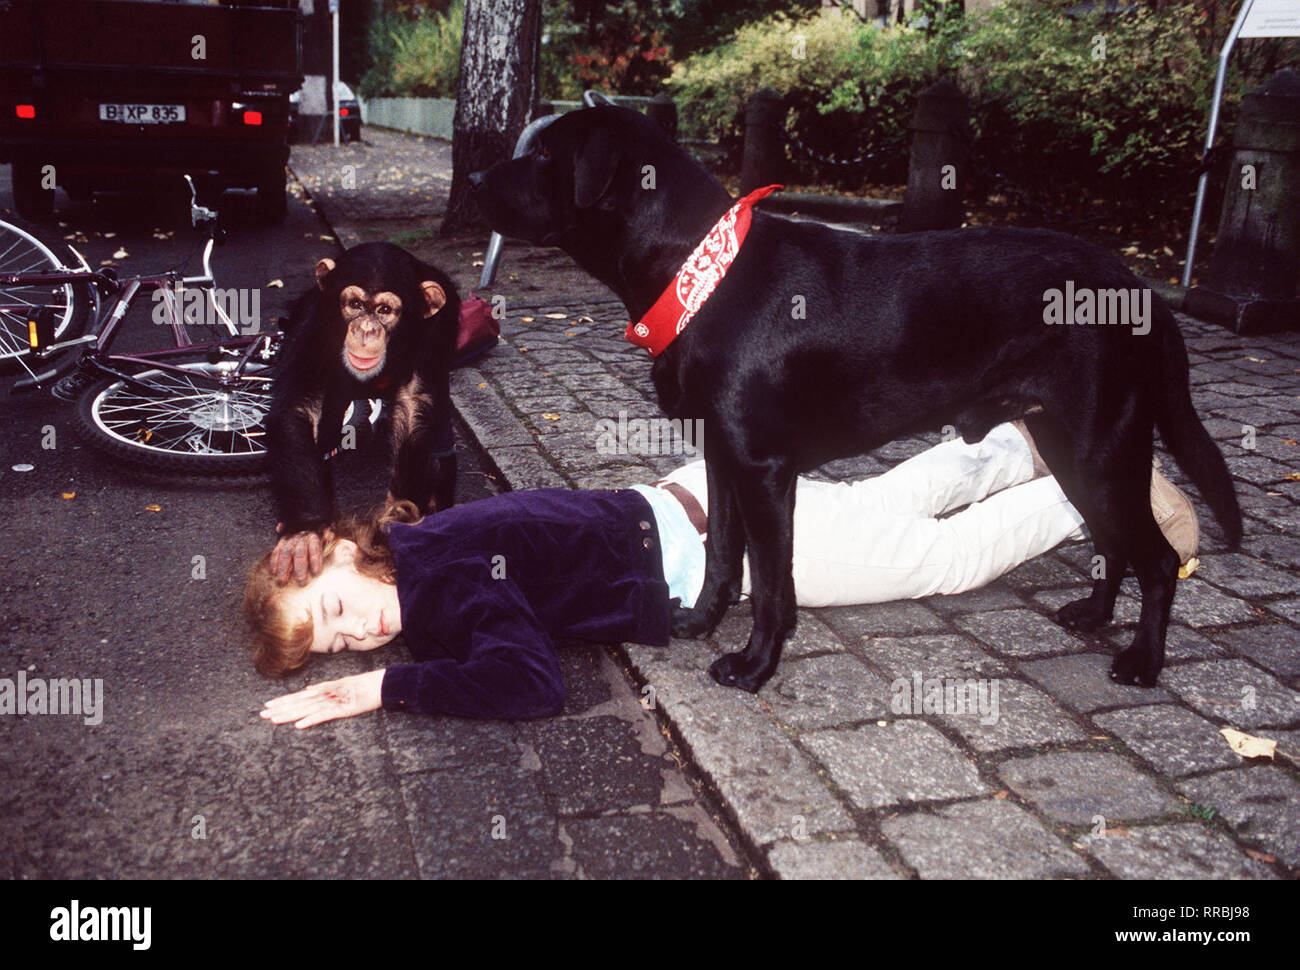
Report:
293,128,1299,880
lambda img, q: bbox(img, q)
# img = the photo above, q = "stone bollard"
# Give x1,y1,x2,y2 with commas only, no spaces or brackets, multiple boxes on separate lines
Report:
740,87,786,195
647,92,678,141
1185,69,1300,334
899,77,970,233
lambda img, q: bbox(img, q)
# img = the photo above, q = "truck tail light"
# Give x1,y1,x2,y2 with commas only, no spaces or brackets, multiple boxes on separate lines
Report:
16,104,36,119
243,110,263,126
339,107,350,117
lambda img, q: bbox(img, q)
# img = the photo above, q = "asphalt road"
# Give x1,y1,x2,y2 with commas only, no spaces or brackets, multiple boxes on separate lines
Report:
0,167,753,879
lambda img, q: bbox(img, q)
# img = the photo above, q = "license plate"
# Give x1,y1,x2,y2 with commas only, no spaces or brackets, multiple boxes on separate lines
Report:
99,103,186,124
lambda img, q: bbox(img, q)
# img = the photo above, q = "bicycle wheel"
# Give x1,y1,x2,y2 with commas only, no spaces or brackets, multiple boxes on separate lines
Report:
0,216,92,377
77,354,273,474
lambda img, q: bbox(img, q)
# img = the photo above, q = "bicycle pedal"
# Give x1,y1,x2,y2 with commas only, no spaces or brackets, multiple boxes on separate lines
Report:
51,369,97,402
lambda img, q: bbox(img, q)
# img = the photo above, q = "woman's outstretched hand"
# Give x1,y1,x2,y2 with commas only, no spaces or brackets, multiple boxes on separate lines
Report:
261,670,385,729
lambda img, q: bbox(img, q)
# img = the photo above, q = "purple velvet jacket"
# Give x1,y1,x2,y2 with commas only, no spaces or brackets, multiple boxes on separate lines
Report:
380,488,671,719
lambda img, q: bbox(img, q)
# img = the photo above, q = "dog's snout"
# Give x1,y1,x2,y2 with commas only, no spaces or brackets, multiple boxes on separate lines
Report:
468,170,486,191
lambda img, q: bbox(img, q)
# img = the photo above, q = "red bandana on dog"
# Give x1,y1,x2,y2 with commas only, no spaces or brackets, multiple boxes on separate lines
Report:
625,184,782,356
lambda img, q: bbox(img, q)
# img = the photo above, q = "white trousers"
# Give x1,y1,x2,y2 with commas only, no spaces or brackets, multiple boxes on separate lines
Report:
657,422,1086,609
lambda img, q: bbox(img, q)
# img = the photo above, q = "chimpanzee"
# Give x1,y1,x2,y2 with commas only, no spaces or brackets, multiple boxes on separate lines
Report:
266,242,460,583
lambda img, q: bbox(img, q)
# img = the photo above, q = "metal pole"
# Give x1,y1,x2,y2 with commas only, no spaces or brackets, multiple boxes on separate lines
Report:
330,0,340,147
1183,0,1253,289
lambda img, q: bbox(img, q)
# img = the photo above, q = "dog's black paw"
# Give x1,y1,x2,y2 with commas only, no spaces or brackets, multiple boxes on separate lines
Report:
1056,597,1112,632
1108,645,1161,688
671,603,712,639
708,650,772,693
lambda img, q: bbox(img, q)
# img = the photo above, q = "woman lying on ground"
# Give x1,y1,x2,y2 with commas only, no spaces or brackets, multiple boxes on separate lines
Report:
247,421,1197,729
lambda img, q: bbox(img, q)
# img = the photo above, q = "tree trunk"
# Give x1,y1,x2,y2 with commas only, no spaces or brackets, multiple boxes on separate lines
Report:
440,0,542,237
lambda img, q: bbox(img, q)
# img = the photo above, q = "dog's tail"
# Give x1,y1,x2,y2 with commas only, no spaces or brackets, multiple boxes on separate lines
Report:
1153,301,1243,550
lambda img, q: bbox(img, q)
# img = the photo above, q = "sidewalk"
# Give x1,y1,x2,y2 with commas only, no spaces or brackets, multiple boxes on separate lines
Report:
291,128,1300,879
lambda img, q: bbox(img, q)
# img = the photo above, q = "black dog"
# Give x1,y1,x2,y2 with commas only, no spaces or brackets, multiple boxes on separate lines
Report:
470,105,1241,692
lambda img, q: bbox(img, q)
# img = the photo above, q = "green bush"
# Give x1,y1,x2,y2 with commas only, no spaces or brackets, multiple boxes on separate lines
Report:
955,0,1231,207
358,2,463,100
666,0,1292,207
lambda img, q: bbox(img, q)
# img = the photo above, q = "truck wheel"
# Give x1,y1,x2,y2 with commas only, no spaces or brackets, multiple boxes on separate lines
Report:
257,167,288,224
12,161,55,220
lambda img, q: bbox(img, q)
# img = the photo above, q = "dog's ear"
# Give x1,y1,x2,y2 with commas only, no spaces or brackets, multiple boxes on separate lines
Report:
573,125,620,210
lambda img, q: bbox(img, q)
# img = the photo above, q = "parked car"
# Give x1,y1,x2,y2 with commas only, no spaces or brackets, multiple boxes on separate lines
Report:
289,81,361,144
0,0,302,222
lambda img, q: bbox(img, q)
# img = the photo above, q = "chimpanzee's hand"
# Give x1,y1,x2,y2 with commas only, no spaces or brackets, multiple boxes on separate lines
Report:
271,523,328,585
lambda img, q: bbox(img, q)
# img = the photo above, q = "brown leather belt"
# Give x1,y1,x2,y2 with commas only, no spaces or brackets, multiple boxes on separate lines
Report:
655,480,708,537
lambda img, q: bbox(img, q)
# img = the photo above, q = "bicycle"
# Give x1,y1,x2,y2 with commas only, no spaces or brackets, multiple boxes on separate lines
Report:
0,176,281,474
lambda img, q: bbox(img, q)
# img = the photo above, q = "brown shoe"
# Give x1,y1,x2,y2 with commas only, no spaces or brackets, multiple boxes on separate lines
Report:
1010,419,1051,479
1150,461,1199,569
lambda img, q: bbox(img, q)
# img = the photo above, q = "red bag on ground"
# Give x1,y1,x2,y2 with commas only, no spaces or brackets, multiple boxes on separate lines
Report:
454,295,500,367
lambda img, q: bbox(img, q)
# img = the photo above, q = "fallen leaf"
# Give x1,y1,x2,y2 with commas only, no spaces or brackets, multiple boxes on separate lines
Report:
477,382,487,389
564,330,577,336
319,235,335,241
1244,848,1276,863
102,232,116,239
1178,557,1199,579
520,316,534,323
1286,473,1300,482
543,312,567,319
472,260,484,267
61,492,75,500
993,789,1009,800
1245,356,1267,363
145,504,162,513
1220,727,1276,760
541,413,560,421
112,248,128,260
267,279,284,289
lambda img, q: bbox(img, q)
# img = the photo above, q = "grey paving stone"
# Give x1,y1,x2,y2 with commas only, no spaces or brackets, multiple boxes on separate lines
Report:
622,647,855,842
954,609,1088,658
817,601,949,640
924,586,1026,614
997,553,1089,591
1194,554,1300,598
1263,603,1300,650
475,445,570,490
711,603,849,661
999,751,1181,825
1033,587,1142,625
760,653,893,729
1162,578,1260,626
1224,454,1293,486
1161,659,1300,730
563,811,744,879
930,677,1087,752
1179,767,1300,868
883,799,1088,879
766,838,902,879
1215,625,1300,679
803,721,988,810
1244,534,1300,569
450,369,538,449
1085,823,1277,879
859,633,1013,682
1018,653,1172,713
1092,705,1243,777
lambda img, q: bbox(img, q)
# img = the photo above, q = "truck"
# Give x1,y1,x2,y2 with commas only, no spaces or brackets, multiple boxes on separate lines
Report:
0,0,303,222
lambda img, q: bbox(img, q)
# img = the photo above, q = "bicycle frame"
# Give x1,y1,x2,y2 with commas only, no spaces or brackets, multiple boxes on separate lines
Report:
3,226,277,393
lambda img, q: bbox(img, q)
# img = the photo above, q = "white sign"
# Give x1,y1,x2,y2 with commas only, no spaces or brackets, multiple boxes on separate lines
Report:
1241,0,1300,37
300,74,327,115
